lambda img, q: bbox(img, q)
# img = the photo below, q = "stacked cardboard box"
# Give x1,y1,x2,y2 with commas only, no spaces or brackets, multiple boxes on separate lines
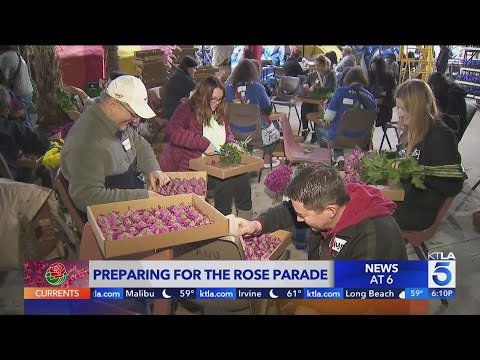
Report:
194,65,219,82
171,45,197,65
133,49,171,88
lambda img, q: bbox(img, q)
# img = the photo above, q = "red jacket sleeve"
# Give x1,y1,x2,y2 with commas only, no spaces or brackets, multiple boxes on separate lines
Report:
167,102,211,151
224,117,236,144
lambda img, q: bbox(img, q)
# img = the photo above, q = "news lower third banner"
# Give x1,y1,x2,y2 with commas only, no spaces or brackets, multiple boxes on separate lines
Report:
24,257,456,305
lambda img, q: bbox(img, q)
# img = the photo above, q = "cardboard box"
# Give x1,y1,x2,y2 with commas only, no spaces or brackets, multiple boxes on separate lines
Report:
368,183,405,201
86,194,229,259
175,229,291,261
338,172,405,201
264,230,292,260
189,154,264,179
163,171,208,198
134,49,165,61
473,210,480,232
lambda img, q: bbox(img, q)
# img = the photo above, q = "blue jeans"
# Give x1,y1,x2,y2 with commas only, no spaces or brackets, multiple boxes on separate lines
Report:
17,92,33,127
315,126,344,160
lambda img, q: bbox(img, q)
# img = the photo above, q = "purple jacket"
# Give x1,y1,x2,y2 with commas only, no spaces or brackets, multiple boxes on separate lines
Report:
159,100,235,171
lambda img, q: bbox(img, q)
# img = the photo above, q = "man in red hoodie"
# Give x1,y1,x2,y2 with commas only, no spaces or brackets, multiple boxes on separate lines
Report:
237,163,407,260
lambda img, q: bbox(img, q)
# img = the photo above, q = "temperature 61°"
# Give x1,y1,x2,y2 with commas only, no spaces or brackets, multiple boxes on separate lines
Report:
287,289,302,297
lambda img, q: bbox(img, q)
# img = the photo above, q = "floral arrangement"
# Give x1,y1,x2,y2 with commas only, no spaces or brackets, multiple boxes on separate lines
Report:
343,149,366,184
264,165,294,203
344,149,466,189
157,177,207,197
219,143,242,165
42,140,63,169
242,233,283,260
96,203,213,241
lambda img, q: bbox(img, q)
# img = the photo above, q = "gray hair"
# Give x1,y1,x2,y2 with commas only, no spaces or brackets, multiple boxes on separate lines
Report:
342,46,353,55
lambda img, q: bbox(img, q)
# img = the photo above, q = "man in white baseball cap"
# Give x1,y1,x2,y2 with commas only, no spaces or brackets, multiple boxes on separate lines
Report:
60,75,169,218
105,75,156,130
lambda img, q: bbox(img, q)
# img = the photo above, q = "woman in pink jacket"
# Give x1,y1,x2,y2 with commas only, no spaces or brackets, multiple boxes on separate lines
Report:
159,75,253,220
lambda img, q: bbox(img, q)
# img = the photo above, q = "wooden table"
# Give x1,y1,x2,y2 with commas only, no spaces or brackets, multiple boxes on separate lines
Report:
294,96,323,105
269,112,285,121
79,223,174,315
306,112,329,126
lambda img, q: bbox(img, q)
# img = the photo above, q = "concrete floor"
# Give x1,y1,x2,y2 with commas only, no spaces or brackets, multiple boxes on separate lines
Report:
1,101,479,315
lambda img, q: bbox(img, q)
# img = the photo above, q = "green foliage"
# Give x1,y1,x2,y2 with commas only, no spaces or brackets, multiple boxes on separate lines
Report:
307,91,334,101
219,143,242,165
361,151,465,189
55,86,76,112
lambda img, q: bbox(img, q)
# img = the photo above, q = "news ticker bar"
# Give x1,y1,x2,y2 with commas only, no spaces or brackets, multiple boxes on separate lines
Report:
24,287,456,300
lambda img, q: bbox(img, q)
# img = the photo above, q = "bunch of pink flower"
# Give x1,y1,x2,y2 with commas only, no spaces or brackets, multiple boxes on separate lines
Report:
264,165,293,194
243,234,282,260
158,177,207,196
96,203,213,240
344,149,366,184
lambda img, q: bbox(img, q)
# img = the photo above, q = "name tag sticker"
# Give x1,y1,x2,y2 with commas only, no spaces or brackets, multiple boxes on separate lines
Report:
343,98,354,105
237,85,247,92
332,237,347,253
122,138,131,151
381,91,387,96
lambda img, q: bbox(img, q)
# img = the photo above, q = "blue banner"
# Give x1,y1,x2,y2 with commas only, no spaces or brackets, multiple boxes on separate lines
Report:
334,261,428,288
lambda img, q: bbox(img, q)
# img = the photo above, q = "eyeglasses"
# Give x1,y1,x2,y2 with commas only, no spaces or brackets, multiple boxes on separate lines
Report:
211,97,224,104
117,100,138,119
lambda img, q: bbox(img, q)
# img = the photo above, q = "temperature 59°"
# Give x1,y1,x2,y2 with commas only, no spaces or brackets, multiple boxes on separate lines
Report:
180,289,194,298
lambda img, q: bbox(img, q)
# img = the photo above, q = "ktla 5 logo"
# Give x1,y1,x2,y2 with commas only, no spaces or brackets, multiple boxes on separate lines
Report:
428,260,456,288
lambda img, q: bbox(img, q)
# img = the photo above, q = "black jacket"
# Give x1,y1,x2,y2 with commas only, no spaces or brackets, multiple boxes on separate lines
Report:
394,120,463,231
436,47,451,74
282,58,305,77
446,82,468,138
257,184,407,260
367,70,397,126
160,69,196,119
0,117,50,179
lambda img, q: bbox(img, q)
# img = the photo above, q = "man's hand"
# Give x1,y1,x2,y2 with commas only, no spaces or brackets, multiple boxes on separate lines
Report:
64,86,88,100
236,218,261,237
149,170,170,192
148,190,160,198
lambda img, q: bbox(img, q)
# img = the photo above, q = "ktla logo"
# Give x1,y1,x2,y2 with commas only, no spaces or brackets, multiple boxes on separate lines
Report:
428,252,456,288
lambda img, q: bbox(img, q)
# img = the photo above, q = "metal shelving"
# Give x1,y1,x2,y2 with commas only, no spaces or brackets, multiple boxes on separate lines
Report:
455,47,480,102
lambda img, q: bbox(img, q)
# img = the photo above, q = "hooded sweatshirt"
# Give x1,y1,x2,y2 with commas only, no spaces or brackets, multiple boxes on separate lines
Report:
257,183,407,260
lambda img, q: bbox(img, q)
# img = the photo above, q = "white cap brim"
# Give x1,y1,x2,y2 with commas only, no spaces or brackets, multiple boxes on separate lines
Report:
130,102,156,119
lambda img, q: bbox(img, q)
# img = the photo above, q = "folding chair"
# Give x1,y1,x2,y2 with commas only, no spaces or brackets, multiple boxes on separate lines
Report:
379,121,400,151
55,170,86,234
328,109,377,151
280,115,331,165
226,103,278,183
402,196,455,306
271,76,302,134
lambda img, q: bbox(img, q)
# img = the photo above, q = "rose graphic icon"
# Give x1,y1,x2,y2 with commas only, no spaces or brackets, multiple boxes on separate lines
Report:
45,262,68,286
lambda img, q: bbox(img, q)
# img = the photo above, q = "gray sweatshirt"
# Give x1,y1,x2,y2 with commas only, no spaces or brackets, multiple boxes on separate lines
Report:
0,50,34,96
60,100,160,212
